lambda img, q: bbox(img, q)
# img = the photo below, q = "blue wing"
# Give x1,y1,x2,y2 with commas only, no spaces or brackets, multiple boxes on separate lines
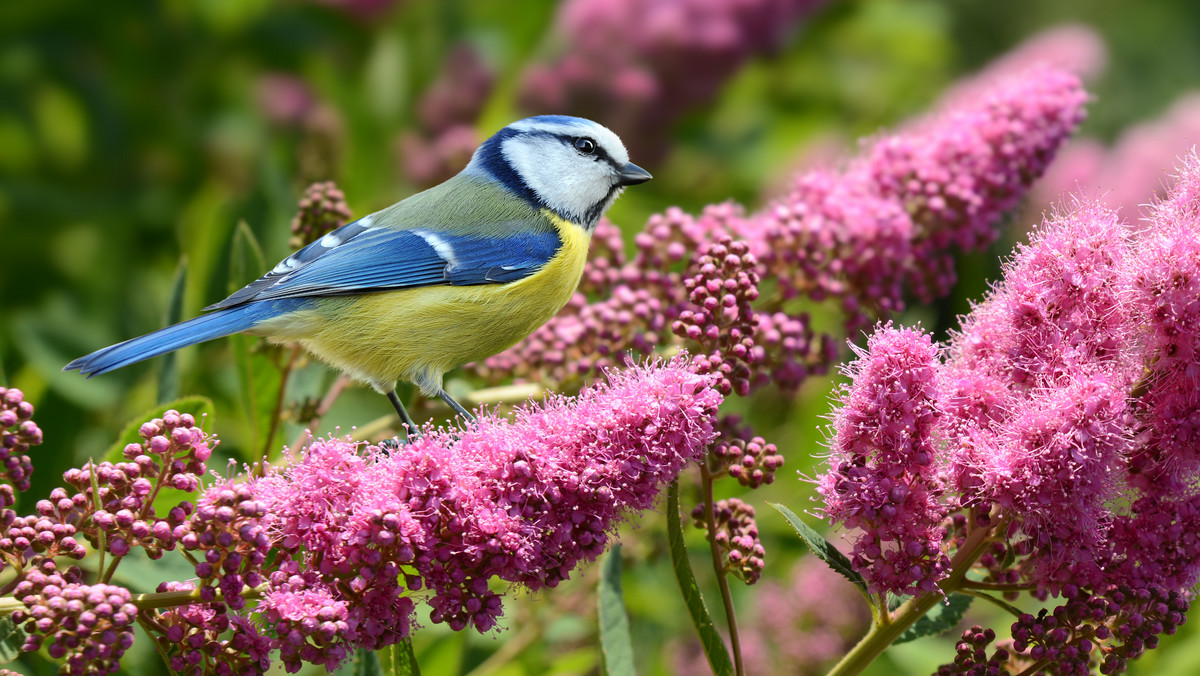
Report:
206,216,562,311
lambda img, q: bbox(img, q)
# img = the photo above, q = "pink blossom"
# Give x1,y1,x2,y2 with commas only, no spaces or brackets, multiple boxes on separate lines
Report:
1126,155,1200,490
250,359,721,665
817,324,949,596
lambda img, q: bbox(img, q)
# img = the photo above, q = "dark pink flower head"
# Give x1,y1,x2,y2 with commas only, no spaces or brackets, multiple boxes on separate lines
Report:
12,573,138,676
390,358,721,602
253,359,720,660
749,171,915,331
175,480,272,610
1127,154,1200,489
151,581,272,675
1108,494,1200,591
673,236,761,396
818,324,949,596
947,199,1134,391
969,373,1129,591
861,66,1087,266
692,497,765,584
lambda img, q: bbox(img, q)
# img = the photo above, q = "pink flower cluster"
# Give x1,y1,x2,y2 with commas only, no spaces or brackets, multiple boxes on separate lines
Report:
818,325,950,596
0,387,41,495
672,237,760,396
151,580,273,675
744,66,1088,331
13,574,137,675
37,411,212,563
249,359,721,666
520,0,827,163
937,584,1190,676
691,497,765,584
486,66,1086,399
3,360,722,673
818,155,1200,600
709,433,783,489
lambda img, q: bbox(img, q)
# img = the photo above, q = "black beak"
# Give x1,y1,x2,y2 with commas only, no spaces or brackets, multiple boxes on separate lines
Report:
617,162,652,186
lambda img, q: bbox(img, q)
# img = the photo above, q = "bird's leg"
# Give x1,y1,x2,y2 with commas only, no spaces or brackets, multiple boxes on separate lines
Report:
438,389,477,424
386,389,420,440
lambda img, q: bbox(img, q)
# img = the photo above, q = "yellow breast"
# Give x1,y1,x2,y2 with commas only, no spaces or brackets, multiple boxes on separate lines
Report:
257,211,591,395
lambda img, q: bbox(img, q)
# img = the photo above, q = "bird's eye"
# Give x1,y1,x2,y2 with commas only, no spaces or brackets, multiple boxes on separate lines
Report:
574,137,596,155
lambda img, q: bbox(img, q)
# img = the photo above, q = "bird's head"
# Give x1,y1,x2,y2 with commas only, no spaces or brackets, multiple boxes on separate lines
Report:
464,115,652,231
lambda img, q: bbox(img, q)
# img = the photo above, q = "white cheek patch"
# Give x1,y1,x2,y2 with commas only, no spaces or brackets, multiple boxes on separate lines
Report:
503,136,612,222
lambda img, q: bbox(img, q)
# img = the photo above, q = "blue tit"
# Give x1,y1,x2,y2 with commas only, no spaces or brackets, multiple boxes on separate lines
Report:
66,115,652,433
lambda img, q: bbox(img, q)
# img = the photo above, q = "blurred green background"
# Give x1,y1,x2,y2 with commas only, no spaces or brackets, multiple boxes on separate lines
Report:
3,0,1200,674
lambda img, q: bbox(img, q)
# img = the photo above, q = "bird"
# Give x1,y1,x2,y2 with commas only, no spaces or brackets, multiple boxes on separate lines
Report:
65,115,652,435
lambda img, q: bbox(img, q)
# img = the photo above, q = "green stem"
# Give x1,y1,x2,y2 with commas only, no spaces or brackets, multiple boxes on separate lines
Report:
262,345,302,465
958,588,1025,619
959,579,1035,593
700,464,744,676
823,517,1000,676
289,373,352,451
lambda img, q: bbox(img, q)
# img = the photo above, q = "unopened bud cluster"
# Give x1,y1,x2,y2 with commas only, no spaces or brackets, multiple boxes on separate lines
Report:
693,498,765,584
289,181,352,248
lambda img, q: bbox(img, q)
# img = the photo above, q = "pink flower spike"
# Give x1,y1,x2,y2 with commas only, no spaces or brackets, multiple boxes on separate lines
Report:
1127,153,1200,489
817,324,949,596
252,358,721,665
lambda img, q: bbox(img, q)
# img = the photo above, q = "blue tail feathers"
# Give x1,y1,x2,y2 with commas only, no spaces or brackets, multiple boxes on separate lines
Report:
64,299,306,377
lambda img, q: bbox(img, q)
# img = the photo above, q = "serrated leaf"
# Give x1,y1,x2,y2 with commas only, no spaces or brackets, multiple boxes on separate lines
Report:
0,615,26,663
667,482,734,676
767,502,868,597
103,396,215,462
895,593,973,644
599,544,636,676
157,257,187,404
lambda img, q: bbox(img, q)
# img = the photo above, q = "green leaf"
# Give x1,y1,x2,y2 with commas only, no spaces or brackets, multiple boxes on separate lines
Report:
227,218,283,459
667,482,734,676
0,615,26,663
352,648,382,676
380,641,420,676
157,257,188,404
229,219,266,291
767,502,868,597
895,593,973,645
103,396,215,462
598,544,637,676
230,334,282,461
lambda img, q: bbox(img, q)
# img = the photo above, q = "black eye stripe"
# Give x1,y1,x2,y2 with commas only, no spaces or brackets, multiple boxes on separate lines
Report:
557,134,622,169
